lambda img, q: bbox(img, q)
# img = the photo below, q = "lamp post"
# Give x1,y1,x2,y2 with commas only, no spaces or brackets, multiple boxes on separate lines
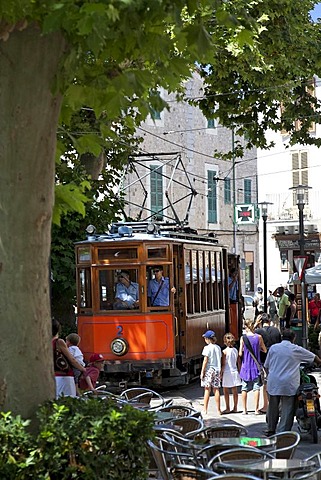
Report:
290,184,312,349
258,201,273,313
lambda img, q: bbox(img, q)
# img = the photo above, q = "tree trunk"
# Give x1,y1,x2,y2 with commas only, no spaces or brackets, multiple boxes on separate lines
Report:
0,25,66,418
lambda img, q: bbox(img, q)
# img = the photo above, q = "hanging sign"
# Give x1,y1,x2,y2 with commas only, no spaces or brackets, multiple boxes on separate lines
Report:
293,256,308,280
234,204,256,224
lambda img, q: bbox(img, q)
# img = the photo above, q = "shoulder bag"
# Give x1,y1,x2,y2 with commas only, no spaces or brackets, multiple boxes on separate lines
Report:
53,339,70,373
242,335,267,386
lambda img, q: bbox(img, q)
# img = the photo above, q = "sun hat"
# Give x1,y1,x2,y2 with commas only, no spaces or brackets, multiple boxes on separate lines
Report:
202,330,216,338
89,353,104,363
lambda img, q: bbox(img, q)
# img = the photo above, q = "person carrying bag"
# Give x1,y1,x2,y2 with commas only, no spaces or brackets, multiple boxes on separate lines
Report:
243,335,267,386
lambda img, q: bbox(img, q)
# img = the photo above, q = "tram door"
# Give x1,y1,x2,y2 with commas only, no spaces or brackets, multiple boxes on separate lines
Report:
173,245,184,370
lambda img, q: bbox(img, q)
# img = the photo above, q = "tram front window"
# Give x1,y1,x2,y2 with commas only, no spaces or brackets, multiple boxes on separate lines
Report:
99,269,140,311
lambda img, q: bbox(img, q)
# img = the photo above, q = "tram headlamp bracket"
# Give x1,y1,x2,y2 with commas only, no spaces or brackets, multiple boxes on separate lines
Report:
110,337,129,356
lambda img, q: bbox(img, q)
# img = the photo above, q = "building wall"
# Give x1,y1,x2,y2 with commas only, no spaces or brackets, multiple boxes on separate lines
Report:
123,72,260,293
257,76,321,293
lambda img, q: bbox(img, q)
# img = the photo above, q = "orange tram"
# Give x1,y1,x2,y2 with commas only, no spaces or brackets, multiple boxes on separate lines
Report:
75,222,241,388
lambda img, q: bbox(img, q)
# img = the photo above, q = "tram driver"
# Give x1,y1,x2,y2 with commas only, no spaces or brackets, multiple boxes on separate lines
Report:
148,266,176,307
113,270,139,309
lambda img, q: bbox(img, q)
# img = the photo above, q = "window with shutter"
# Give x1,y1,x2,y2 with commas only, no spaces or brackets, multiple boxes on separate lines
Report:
207,118,217,129
151,108,161,120
244,179,252,203
224,178,231,204
150,165,163,220
292,151,309,205
208,170,217,223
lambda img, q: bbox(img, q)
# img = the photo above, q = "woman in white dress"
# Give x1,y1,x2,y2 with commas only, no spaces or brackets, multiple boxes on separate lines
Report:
221,333,242,413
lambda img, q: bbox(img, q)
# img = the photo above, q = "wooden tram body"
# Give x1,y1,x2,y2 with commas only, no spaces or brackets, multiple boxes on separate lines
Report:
75,223,241,388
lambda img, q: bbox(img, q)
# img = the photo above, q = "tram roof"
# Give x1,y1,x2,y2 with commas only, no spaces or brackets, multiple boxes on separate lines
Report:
75,222,224,248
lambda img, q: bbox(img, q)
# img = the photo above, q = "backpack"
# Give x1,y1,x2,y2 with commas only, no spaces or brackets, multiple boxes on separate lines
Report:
53,339,70,373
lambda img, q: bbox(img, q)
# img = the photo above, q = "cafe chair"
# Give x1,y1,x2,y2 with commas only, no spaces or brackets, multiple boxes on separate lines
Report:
171,464,217,479
208,446,274,472
268,431,300,459
157,404,201,419
198,445,242,467
163,431,198,448
199,425,248,439
120,387,166,410
147,438,199,480
165,417,204,437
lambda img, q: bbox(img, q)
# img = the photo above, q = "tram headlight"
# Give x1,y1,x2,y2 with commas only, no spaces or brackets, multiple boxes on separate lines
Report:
110,337,129,356
86,224,96,235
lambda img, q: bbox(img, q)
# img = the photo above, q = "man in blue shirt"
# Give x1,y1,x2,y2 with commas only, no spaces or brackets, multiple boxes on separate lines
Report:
148,266,176,307
114,271,139,309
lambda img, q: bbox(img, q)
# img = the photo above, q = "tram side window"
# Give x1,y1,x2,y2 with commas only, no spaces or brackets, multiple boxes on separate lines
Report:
185,251,193,314
79,268,92,308
99,269,140,311
200,251,206,312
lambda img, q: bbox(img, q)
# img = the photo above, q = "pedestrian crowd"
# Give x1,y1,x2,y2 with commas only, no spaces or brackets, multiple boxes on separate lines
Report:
200,281,321,435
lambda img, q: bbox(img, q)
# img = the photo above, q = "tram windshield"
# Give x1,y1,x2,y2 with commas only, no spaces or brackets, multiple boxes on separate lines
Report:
99,268,140,311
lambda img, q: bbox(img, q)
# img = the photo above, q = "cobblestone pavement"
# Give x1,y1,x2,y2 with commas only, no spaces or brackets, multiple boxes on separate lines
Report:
161,368,321,459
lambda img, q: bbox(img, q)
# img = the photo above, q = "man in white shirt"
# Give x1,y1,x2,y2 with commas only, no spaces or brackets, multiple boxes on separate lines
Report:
264,329,321,435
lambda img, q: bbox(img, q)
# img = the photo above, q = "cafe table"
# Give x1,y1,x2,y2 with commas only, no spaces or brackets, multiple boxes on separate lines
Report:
214,458,316,480
201,436,276,450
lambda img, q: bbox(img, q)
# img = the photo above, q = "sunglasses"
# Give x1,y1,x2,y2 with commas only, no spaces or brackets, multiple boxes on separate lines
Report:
153,269,161,273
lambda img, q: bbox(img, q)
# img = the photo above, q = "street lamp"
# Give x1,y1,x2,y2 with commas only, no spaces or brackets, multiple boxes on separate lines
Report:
289,184,312,349
258,201,273,313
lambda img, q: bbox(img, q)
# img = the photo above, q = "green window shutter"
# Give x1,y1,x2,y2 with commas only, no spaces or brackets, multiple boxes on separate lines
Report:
224,178,231,204
208,170,217,223
244,179,252,203
207,118,216,129
151,108,161,120
292,151,309,205
151,165,163,219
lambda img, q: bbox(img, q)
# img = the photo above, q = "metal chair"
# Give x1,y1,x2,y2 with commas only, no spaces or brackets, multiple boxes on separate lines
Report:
162,431,201,465
208,446,274,472
198,425,248,439
198,445,242,467
157,404,201,419
165,417,204,437
120,387,166,410
268,431,300,459
147,437,199,480
171,464,217,479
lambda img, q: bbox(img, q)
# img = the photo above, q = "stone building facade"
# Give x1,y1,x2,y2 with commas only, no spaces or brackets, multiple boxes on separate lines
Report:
122,73,260,294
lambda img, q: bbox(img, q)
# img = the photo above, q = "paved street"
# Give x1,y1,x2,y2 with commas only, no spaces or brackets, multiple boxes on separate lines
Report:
162,368,321,459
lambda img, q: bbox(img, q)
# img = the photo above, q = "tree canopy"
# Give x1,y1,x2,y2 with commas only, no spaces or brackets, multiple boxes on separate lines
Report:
198,0,321,157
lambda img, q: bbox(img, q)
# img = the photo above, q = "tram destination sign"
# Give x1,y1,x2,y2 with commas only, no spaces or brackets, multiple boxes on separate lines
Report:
234,204,256,224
